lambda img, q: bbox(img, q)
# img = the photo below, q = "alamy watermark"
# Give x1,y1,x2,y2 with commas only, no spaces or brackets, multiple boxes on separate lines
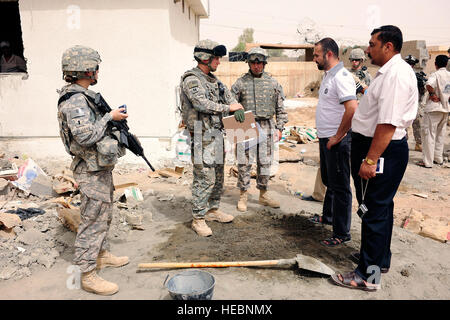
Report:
67,5,81,30
191,121,279,176
66,265,81,290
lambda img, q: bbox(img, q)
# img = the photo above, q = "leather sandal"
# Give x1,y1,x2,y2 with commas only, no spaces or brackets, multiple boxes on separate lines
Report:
309,214,332,225
416,161,431,168
320,236,351,247
331,271,380,291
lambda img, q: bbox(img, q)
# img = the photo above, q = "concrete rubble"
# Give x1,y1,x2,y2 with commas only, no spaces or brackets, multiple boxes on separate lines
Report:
0,152,166,282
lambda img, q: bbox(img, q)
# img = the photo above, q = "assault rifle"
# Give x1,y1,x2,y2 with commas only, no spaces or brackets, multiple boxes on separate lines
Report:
93,93,155,171
415,71,428,96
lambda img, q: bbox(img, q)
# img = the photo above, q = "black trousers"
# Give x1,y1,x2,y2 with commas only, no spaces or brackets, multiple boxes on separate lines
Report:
351,132,409,281
319,133,352,239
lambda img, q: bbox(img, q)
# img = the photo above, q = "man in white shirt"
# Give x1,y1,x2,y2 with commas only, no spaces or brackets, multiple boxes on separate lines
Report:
418,55,450,168
310,38,358,247
331,25,418,292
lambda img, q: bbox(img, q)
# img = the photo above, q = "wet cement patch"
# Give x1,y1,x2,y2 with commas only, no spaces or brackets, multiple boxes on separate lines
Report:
147,211,357,275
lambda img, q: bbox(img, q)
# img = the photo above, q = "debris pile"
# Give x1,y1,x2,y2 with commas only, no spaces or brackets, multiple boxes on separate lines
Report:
402,209,450,243
0,153,161,281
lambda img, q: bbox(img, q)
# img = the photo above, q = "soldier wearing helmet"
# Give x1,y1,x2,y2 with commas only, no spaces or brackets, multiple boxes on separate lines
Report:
57,45,129,295
179,39,244,237
231,47,288,212
349,48,372,100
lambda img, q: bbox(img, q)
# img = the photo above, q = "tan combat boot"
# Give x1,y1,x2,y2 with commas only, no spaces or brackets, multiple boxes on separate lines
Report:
415,143,422,152
97,250,130,270
192,218,213,237
259,190,280,208
205,208,234,223
81,269,119,296
237,190,248,212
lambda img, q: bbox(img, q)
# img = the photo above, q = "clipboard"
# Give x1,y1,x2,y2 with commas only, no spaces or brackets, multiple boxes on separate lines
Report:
223,111,267,149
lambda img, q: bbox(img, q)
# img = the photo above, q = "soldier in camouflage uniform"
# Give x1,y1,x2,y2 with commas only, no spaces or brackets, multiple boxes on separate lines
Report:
57,45,129,295
230,47,288,212
405,54,427,151
180,39,244,237
348,48,372,101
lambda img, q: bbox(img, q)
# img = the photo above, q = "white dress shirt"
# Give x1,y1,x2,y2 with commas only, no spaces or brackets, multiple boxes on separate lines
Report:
424,67,450,113
316,62,356,138
352,54,418,140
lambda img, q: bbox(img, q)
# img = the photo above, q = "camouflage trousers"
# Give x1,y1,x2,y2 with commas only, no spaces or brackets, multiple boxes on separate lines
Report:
237,119,275,191
191,131,225,219
412,99,425,144
72,161,114,273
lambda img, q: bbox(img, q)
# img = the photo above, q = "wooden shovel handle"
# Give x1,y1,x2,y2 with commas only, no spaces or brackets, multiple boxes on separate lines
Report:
138,260,281,269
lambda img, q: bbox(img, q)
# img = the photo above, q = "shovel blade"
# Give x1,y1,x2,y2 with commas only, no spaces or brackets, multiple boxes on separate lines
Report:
296,254,334,276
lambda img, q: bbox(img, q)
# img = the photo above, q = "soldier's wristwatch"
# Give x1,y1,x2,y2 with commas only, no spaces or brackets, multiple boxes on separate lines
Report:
364,157,376,165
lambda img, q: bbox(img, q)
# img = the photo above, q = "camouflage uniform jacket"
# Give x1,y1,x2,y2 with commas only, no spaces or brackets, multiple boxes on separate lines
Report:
57,83,116,172
180,67,236,133
350,68,372,87
231,71,288,131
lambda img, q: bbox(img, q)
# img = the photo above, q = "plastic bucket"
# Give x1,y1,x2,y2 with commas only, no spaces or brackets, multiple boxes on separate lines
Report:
164,269,215,300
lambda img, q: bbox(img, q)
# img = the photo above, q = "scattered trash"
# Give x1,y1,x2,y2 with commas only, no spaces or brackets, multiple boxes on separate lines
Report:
17,247,26,253
0,178,11,195
283,126,318,144
279,144,298,153
158,168,182,179
123,187,144,202
52,170,78,194
228,166,257,178
402,208,449,243
57,208,81,233
11,158,47,194
0,212,22,229
413,193,428,199
114,182,138,190
157,194,174,202
175,129,192,164
0,212,22,239
6,208,46,221
0,160,18,180
124,212,144,230
30,175,56,197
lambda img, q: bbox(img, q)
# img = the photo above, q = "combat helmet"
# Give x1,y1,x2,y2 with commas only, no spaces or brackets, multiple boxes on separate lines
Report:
194,39,227,61
349,48,366,61
62,45,101,84
247,47,268,64
404,54,419,66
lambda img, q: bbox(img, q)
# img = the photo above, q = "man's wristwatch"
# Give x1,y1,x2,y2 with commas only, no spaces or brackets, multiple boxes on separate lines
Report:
364,157,376,165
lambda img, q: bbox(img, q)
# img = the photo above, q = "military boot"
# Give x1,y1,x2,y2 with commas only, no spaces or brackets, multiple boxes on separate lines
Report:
97,250,129,270
415,143,422,152
205,208,234,223
259,190,280,208
192,218,212,237
81,269,119,296
237,190,248,212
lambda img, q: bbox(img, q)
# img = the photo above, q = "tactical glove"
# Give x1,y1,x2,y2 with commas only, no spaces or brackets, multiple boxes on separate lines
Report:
234,109,245,123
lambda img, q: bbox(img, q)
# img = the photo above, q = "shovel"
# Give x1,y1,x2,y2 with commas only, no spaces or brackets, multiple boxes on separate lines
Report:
138,254,335,276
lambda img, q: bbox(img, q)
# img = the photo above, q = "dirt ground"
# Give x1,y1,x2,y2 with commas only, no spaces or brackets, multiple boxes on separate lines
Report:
0,103,449,300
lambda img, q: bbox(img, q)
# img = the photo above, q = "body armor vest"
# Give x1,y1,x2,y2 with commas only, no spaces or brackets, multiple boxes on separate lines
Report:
239,72,277,119
180,67,226,132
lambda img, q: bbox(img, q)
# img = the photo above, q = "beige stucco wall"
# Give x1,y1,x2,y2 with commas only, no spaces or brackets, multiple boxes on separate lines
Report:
0,0,207,164
215,61,323,98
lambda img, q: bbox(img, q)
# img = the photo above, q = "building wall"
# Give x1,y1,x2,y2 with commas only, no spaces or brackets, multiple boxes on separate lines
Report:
215,61,323,98
0,0,207,166
425,46,449,75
